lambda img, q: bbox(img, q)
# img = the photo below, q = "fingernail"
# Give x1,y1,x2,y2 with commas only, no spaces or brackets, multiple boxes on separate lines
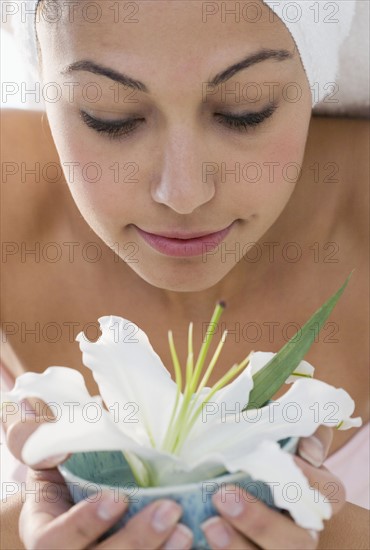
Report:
36,454,69,468
299,436,324,467
97,492,126,521
201,517,231,548
163,524,193,550
19,398,34,410
152,500,182,532
213,488,244,517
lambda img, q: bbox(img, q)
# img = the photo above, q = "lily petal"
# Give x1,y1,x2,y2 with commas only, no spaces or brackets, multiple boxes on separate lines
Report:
2,367,96,405
285,359,315,383
21,403,135,465
189,363,254,438
222,439,332,530
76,316,181,447
18,395,185,486
182,378,362,461
247,351,275,377
336,418,363,430
204,360,254,412
3,366,152,445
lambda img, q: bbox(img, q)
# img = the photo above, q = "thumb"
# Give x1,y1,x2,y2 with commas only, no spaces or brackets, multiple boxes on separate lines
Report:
2,396,69,469
297,425,334,467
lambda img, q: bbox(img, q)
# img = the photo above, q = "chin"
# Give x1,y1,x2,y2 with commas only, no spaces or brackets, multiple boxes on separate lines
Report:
129,262,229,293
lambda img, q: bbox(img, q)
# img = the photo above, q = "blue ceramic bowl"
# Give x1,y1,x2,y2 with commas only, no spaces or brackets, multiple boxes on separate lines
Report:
58,436,298,549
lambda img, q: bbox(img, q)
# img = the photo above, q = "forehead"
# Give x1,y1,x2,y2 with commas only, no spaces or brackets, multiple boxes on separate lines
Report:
37,0,296,82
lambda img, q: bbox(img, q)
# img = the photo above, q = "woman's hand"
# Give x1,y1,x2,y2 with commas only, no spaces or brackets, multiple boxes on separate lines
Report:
18,467,193,550
2,400,343,549
201,426,345,550
2,398,193,549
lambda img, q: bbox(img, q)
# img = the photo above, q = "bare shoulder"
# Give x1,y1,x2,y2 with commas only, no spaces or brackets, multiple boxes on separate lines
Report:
335,117,369,238
311,114,369,140
2,108,45,148
309,115,369,168
310,115,369,168
310,115,369,235
318,501,370,549
336,117,368,232
1,108,66,241
1,108,53,173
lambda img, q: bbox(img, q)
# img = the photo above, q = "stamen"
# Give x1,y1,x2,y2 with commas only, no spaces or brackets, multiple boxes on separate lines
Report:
161,331,183,450
173,352,253,453
186,322,194,385
190,302,225,394
168,330,182,392
196,330,228,393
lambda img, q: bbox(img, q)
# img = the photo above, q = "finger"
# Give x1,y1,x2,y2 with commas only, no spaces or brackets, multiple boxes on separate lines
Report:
293,455,346,515
161,524,194,550
297,426,333,467
1,397,37,435
211,486,319,550
21,489,129,550
201,516,257,549
97,499,184,550
19,468,75,545
2,397,69,467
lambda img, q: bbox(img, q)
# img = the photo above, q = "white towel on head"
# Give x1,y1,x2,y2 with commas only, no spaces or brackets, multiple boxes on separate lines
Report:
262,0,356,106
2,0,368,115
314,0,369,117
3,0,40,82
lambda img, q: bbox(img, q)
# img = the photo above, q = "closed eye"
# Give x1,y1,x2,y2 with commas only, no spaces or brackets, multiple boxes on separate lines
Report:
214,103,277,132
79,102,277,141
80,110,144,140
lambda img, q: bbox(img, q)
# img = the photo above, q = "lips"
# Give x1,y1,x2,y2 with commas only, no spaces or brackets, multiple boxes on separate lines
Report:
133,222,236,257
136,225,233,239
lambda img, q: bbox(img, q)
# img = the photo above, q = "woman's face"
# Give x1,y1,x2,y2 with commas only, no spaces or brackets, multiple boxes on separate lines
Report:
37,0,312,292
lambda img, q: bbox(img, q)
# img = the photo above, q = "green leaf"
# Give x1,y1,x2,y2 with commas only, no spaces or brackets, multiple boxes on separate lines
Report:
244,270,354,411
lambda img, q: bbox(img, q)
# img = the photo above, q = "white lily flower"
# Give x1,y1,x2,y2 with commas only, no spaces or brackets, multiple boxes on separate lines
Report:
3,304,362,531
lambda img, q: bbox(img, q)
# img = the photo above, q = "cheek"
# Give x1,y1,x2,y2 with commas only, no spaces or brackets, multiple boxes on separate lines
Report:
46,106,136,230
272,114,310,167
229,122,309,222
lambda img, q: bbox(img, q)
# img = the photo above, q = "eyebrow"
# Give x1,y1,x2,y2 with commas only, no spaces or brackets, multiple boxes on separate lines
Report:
60,49,293,93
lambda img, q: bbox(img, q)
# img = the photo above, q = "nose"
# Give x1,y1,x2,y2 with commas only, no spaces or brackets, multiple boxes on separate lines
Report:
150,126,216,214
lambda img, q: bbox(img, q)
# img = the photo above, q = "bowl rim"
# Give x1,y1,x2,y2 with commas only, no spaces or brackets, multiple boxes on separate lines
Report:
58,436,298,496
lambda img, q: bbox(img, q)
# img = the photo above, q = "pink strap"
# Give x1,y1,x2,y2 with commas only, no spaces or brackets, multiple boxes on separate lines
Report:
1,364,29,494
324,421,370,509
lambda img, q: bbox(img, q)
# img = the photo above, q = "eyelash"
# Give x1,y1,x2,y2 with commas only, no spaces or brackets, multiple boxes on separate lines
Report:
79,103,277,141
215,103,277,132
80,111,142,140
